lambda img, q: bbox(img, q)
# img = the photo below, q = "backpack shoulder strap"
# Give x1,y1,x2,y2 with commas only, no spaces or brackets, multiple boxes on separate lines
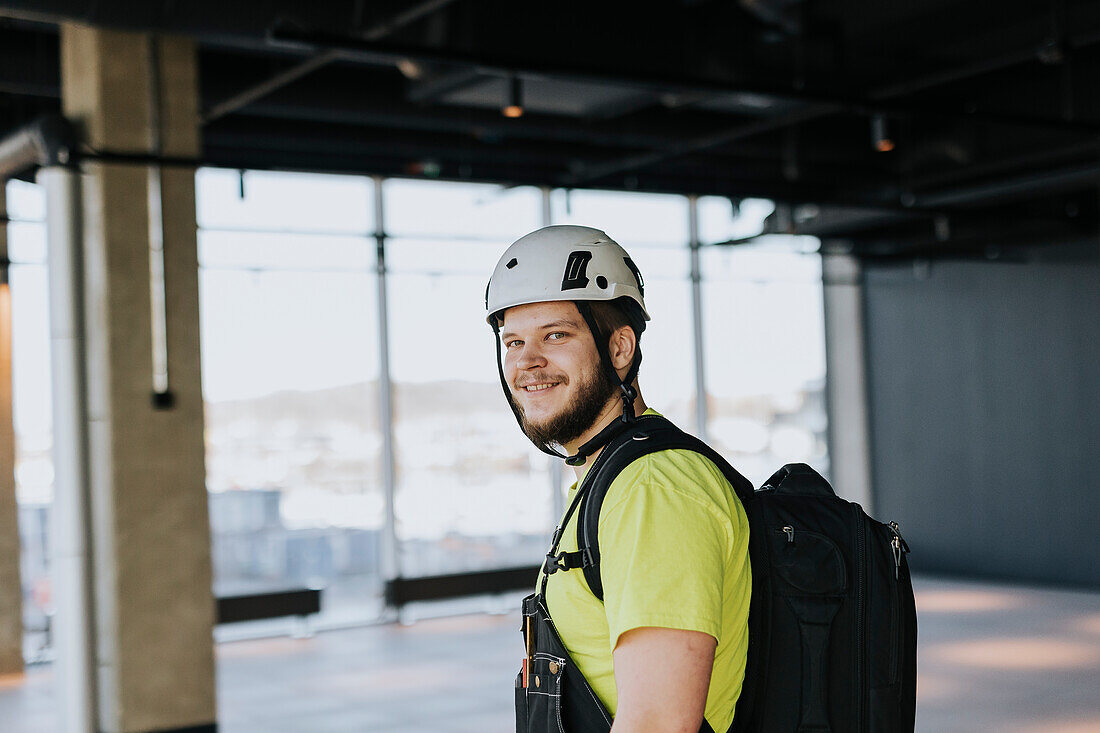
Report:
577,417,754,601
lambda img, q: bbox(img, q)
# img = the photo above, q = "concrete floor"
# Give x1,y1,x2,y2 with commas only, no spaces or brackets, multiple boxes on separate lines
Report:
1,575,1098,732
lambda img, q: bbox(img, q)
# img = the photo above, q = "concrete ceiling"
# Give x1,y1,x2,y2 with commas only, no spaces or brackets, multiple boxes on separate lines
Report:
3,0,1100,256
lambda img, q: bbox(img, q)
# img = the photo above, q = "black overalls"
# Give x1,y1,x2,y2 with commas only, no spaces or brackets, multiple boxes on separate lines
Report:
515,487,614,733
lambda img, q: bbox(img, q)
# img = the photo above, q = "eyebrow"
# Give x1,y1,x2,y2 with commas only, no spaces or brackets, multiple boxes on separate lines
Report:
500,319,582,341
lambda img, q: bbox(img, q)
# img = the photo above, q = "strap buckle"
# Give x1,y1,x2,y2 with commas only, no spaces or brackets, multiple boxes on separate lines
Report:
544,551,570,575
543,548,596,575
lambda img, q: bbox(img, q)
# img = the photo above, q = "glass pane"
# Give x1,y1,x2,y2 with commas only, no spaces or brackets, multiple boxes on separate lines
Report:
196,168,372,234
8,264,52,448
624,245,694,429
201,263,384,629
701,240,829,486
5,193,55,661
550,188,688,245
548,189,695,428
5,179,45,222
387,233,553,577
386,237,503,277
198,169,385,631
199,230,372,272
6,222,46,264
697,196,775,245
383,179,542,239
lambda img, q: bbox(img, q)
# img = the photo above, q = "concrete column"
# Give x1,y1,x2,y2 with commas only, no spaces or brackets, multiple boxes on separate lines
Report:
60,24,215,733
822,252,874,511
0,183,25,678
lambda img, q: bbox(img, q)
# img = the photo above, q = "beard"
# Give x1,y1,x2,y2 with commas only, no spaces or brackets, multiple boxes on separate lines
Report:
515,361,620,450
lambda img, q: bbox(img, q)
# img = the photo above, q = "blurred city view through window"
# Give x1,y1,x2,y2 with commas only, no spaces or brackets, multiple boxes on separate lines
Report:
5,172,827,650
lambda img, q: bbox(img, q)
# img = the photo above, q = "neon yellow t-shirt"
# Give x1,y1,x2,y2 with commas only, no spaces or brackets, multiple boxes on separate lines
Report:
541,411,752,731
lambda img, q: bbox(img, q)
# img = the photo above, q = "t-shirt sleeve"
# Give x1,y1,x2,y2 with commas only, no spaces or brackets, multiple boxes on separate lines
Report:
598,455,733,652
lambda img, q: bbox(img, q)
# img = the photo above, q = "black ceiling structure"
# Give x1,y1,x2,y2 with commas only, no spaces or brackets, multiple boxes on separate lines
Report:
3,0,1100,257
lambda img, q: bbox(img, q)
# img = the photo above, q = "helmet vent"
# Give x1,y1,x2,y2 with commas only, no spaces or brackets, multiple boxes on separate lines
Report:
624,257,645,296
506,258,518,269
596,275,608,289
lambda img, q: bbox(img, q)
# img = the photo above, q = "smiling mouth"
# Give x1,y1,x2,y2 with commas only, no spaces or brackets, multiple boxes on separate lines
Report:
521,382,560,393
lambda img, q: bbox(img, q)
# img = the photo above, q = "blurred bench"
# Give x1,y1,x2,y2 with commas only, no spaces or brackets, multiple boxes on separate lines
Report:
384,565,540,608
216,586,322,624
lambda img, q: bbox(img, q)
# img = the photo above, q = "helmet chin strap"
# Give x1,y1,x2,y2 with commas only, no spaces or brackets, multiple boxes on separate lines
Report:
565,301,643,466
491,303,643,467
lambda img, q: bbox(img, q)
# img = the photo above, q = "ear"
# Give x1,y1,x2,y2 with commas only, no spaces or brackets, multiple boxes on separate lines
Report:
607,325,637,371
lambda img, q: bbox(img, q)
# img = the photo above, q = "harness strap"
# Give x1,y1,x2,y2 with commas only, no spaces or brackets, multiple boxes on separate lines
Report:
539,475,594,599
577,419,755,602
539,416,667,600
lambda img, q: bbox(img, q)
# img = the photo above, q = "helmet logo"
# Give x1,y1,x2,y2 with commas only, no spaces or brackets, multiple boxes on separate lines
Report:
561,251,594,291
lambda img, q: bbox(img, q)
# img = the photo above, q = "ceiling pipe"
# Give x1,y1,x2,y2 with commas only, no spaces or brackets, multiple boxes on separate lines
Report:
564,26,1100,186
267,23,1100,189
0,114,76,180
203,0,462,124
909,160,1100,208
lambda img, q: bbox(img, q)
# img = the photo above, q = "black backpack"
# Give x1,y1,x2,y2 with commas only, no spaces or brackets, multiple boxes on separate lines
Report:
574,414,917,733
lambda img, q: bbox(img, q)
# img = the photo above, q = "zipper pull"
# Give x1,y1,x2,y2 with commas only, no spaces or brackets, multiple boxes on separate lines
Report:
891,536,902,579
782,526,795,544
888,521,905,579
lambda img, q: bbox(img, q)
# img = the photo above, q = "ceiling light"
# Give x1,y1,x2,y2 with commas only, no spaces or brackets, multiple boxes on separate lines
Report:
396,58,423,80
871,114,895,152
503,76,524,118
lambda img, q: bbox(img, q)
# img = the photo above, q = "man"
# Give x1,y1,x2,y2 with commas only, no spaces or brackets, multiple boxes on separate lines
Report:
486,225,751,733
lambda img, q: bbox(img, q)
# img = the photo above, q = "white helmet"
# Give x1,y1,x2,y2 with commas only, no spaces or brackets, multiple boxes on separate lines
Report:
486,225,650,466
485,225,649,326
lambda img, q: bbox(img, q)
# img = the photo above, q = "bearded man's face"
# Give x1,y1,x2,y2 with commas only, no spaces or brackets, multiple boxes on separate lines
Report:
499,301,619,448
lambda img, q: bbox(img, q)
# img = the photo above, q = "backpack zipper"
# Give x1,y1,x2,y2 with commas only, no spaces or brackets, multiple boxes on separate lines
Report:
856,508,867,732
887,521,908,686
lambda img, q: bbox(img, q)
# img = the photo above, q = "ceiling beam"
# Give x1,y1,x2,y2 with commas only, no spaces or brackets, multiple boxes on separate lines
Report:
202,0,461,123
565,28,1100,186
270,24,1100,134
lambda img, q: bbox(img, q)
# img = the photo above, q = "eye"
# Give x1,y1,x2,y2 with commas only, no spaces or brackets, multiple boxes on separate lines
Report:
547,332,567,341
504,339,523,349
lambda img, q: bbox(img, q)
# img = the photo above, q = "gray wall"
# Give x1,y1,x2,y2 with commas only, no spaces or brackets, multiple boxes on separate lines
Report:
862,246,1100,587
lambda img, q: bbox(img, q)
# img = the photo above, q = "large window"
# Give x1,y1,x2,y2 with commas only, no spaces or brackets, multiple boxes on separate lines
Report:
7,171,830,652
699,197,829,486
551,189,695,428
384,180,552,576
197,169,384,630
5,179,53,660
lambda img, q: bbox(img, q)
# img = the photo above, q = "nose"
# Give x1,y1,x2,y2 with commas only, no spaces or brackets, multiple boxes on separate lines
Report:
512,340,548,372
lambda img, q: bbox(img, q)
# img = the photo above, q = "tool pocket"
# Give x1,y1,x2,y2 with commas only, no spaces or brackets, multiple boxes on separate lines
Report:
516,653,567,733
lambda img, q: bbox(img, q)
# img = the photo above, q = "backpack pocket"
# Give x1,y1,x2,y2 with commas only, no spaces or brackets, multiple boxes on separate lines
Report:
764,526,848,731
770,526,847,596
